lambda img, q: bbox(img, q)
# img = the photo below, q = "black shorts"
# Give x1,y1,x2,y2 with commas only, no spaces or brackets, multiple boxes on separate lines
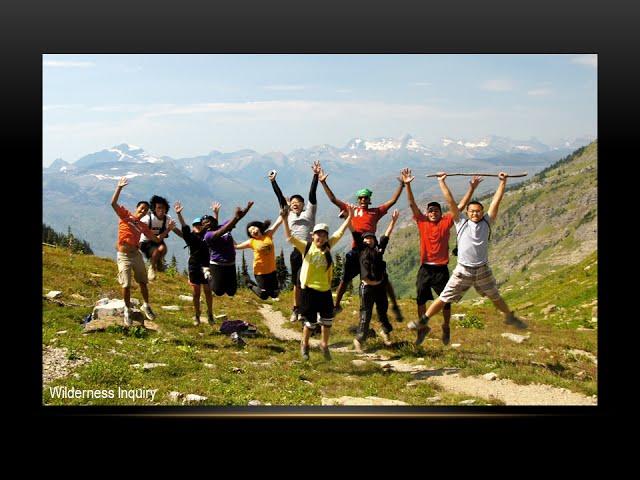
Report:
209,264,237,297
188,261,206,285
341,248,360,284
290,249,303,287
256,271,279,296
416,264,450,305
299,288,334,327
139,240,164,260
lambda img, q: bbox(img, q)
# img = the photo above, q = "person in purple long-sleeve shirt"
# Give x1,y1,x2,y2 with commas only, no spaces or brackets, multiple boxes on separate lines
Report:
203,201,254,297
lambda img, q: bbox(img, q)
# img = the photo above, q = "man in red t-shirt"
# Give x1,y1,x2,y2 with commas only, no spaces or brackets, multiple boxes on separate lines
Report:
319,168,406,319
403,170,482,344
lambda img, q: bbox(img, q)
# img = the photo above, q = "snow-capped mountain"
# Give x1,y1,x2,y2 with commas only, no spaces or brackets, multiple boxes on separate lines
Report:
434,135,556,159
72,143,165,169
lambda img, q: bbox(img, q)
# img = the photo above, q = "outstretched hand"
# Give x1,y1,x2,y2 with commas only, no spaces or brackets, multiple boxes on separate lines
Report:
166,219,176,231
400,168,414,184
311,160,322,175
239,201,254,218
280,204,290,218
211,201,221,215
391,209,400,221
268,170,277,182
117,177,129,188
436,171,448,181
498,171,508,181
174,201,183,214
469,176,484,188
318,168,328,182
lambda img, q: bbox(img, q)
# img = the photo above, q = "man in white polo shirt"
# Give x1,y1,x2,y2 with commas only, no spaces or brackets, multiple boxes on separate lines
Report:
409,171,528,346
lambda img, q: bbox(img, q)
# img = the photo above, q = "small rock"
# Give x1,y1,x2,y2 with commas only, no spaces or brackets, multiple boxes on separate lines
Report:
351,360,368,367
131,363,167,370
203,363,215,368
183,394,208,404
459,399,476,405
301,380,313,385
567,349,597,364
483,372,498,381
501,333,529,344
451,343,461,348
426,396,441,403
231,367,244,373
46,290,63,299
518,302,534,310
161,305,181,311
406,381,420,388
590,317,597,323
56,330,67,335
115,340,123,345
89,273,104,277
541,304,557,315
576,370,586,379
214,314,227,321
451,314,466,321
248,400,262,406
70,293,87,301
178,295,193,301
168,391,184,402
577,327,594,332
321,396,409,406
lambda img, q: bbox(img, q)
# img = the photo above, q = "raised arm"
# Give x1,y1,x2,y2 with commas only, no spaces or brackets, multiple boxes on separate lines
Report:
208,201,254,241
171,221,184,239
384,209,400,237
401,168,421,218
234,239,252,250
280,205,292,240
173,201,187,227
268,171,288,209
436,172,460,221
110,177,128,213
381,173,406,211
211,201,221,221
487,172,508,221
309,160,320,205
333,203,354,239
265,213,284,237
319,168,346,210
457,176,483,211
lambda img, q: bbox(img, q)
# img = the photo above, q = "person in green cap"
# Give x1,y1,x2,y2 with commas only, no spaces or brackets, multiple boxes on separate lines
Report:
318,167,407,320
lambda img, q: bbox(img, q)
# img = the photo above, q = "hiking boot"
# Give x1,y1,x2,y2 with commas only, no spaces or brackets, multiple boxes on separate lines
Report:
289,310,299,323
147,264,157,281
333,304,343,315
415,325,431,346
442,324,451,345
301,345,310,361
392,304,404,322
353,338,363,353
193,315,201,326
141,303,156,321
321,346,332,361
505,312,528,330
379,330,392,346
123,307,132,327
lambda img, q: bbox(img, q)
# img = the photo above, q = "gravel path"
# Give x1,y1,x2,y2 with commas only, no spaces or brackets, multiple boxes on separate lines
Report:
43,345,91,385
257,304,598,406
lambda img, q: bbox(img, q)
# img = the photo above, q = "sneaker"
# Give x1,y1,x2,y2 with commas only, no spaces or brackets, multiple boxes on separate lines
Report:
301,345,310,361
193,315,200,326
379,330,392,346
123,307,132,327
333,304,343,315
392,304,404,322
321,346,332,361
408,314,429,330
147,264,156,281
353,338,363,353
415,325,431,346
289,310,299,323
505,312,528,330
141,303,156,321
442,324,451,345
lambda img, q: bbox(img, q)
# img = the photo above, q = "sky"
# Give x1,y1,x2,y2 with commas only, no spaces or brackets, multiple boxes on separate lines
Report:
43,54,597,166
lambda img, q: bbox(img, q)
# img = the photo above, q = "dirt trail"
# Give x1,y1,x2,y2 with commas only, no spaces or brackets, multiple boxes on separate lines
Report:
257,304,597,406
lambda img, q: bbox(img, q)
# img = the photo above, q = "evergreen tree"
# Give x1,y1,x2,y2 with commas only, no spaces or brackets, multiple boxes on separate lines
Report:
332,253,344,289
166,254,178,276
240,252,249,288
276,248,290,290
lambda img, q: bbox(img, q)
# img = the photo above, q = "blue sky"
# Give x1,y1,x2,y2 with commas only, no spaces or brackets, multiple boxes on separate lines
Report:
43,54,597,166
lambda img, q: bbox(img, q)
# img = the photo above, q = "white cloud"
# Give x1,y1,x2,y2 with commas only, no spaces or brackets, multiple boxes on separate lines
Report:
481,79,514,92
43,104,84,112
571,54,597,68
43,61,96,68
527,88,553,97
263,84,306,91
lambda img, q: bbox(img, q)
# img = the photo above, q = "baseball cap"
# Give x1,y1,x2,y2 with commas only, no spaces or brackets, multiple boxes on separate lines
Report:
192,217,203,225
362,232,376,239
313,223,330,234
426,201,442,211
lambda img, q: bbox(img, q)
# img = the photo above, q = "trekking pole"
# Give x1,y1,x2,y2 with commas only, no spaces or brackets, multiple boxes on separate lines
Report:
425,172,528,178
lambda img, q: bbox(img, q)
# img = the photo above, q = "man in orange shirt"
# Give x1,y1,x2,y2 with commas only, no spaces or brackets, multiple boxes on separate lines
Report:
403,170,482,344
111,177,173,327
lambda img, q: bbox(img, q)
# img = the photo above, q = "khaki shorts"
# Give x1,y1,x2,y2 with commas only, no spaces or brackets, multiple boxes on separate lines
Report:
438,263,502,304
117,250,148,287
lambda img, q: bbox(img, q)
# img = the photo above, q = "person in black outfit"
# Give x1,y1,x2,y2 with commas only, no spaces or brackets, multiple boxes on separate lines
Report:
352,209,400,352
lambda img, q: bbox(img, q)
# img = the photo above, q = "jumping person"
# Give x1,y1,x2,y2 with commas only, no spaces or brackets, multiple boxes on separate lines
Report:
203,201,254,297
403,169,482,344
282,204,354,361
110,177,172,327
352,210,400,353
139,195,183,281
318,168,405,320
409,172,528,346
269,161,320,322
235,213,284,300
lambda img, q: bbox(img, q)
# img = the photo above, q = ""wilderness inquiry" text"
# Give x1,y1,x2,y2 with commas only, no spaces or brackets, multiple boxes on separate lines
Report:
48,386,158,401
